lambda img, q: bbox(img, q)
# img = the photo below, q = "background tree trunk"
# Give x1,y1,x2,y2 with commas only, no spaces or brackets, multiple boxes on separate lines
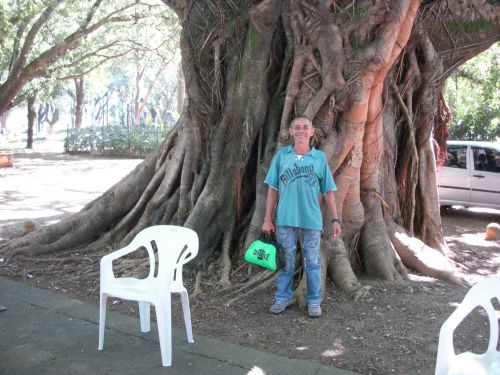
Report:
46,106,59,135
74,78,85,131
2,0,499,298
37,104,48,134
133,65,145,126
1,110,10,133
26,94,37,149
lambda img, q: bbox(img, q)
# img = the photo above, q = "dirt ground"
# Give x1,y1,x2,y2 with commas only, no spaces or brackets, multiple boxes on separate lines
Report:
1,150,499,375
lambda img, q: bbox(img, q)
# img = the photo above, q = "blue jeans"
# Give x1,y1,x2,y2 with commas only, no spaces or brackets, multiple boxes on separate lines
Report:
275,226,322,305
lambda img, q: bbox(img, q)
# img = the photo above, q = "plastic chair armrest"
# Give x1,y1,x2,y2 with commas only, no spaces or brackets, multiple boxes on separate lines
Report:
100,243,140,281
103,243,139,262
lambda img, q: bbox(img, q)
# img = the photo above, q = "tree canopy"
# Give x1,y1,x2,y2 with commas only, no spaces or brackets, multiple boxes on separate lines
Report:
0,0,179,116
445,43,500,141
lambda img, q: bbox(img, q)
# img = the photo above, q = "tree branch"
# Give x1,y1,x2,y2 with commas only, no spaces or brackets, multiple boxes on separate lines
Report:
8,16,30,75
12,0,63,77
54,48,135,80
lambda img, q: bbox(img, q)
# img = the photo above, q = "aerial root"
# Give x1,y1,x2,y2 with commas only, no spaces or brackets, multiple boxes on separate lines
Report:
191,270,204,298
224,271,276,306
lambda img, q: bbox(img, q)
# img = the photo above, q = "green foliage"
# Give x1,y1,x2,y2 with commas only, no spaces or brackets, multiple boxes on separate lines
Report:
64,124,170,157
444,43,500,141
0,0,181,139
1,0,180,105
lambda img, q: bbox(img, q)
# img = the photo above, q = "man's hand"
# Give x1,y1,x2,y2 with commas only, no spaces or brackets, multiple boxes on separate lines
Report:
262,218,275,234
332,221,341,240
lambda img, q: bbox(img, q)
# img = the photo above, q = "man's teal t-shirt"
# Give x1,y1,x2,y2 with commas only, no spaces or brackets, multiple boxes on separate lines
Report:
264,145,336,231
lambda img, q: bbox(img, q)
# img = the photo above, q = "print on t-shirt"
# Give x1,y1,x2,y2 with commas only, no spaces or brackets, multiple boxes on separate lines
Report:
280,163,317,187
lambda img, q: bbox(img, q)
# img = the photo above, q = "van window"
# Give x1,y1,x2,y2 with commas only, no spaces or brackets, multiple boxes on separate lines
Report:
445,145,467,169
472,146,500,173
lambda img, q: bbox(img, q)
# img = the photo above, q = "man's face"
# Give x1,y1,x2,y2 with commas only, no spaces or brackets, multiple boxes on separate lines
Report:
289,118,314,143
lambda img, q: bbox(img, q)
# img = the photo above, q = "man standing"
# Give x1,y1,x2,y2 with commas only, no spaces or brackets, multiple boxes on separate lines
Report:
262,116,341,318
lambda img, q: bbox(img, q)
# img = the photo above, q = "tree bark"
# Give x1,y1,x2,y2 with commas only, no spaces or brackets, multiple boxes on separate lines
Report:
176,63,184,115
2,0,499,296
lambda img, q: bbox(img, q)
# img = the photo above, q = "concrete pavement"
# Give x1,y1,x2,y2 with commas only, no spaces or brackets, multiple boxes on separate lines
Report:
0,277,361,375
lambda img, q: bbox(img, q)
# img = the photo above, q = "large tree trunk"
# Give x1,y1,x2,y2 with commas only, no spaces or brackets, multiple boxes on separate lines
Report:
2,1,499,298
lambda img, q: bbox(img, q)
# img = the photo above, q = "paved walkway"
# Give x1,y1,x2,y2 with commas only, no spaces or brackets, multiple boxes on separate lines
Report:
0,277,361,375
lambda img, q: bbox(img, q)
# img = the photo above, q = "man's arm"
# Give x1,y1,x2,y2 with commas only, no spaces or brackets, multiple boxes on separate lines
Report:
262,187,278,233
324,190,341,239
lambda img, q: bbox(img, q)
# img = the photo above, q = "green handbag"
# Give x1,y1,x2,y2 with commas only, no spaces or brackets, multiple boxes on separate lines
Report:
244,233,284,271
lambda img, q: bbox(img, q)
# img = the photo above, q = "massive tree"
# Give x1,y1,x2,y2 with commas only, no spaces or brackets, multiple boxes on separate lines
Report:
2,0,499,302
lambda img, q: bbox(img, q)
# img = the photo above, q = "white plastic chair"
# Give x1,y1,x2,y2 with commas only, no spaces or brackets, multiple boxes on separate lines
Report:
435,275,500,375
98,225,199,367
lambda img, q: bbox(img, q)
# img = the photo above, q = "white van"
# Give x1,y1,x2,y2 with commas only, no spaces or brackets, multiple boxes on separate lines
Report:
437,140,500,209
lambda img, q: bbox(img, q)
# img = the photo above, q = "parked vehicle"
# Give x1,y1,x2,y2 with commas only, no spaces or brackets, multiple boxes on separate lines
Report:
437,140,500,209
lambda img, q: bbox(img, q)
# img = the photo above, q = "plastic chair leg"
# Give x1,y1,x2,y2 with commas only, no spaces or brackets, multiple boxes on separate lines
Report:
180,290,194,343
138,301,151,332
98,293,108,350
155,297,172,367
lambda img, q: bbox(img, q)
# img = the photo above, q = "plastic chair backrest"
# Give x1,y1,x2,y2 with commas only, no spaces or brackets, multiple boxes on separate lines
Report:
435,275,500,375
127,225,198,286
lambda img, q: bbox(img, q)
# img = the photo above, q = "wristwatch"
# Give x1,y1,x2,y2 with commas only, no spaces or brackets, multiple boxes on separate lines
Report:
331,218,341,224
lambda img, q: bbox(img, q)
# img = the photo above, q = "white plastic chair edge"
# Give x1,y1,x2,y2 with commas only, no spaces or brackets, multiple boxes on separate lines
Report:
100,234,156,289
435,276,500,375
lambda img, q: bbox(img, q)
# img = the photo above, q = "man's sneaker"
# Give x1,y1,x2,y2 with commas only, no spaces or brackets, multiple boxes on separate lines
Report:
269,300,294,314
308,303,321,318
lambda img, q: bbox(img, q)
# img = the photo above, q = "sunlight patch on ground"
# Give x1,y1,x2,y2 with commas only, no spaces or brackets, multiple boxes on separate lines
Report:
467,207,500,215
321,338,345,358
445,233,500,248
447,206,500,215
295,346,309,351
407,274,440,282
246,366,267,375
